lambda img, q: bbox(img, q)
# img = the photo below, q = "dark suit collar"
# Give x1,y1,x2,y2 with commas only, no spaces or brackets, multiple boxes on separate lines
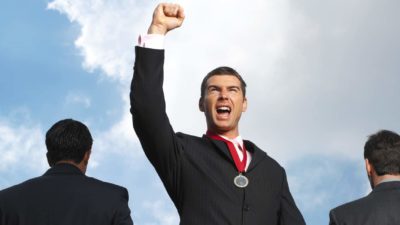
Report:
203,135,266,171
43,163,84,176
204,134,232,161
243,140,267,171
372,181,400,193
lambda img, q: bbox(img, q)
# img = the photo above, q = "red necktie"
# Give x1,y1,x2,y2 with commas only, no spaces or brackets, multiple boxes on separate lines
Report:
206,131,247,173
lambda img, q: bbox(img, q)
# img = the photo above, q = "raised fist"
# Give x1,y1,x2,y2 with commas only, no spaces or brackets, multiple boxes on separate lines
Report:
148,3,185,35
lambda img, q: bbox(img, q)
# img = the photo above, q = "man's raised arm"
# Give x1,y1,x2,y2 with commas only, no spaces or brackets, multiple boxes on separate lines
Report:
130,3,185,203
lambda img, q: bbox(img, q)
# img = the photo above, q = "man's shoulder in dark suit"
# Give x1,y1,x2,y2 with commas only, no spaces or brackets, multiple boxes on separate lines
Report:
0,163,133,225
329,181,400,225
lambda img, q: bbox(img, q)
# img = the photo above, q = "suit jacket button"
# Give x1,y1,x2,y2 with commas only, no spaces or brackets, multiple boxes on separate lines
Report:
244,204,250,211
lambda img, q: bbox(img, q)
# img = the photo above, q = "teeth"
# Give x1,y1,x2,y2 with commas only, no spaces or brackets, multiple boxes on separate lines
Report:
217,106,231,113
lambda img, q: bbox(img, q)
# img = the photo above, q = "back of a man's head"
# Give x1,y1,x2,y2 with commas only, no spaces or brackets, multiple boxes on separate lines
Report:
364,130,400,176
46,119,93,167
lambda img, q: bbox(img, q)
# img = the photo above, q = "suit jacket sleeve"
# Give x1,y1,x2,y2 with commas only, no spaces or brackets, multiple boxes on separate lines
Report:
279,169,306,225
130,46,182,203
115,188,134,225
328,209,339,225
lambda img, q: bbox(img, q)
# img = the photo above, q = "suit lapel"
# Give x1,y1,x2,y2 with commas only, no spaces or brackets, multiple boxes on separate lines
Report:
244,140,266,172
203,135,234,162
203,135,266,172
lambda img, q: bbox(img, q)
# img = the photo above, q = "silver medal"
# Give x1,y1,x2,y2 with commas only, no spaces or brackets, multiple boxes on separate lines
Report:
234,174,249,188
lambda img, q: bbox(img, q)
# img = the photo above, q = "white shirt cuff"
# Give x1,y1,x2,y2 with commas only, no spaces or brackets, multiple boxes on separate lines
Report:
138,34,165,50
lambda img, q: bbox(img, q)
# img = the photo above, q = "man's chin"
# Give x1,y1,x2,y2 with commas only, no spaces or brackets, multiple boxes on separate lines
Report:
211,124,234,133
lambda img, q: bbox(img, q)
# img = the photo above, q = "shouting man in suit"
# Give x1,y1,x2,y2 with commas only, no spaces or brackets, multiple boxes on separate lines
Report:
130,3,305,225
0,119,133,225
329,130,400,225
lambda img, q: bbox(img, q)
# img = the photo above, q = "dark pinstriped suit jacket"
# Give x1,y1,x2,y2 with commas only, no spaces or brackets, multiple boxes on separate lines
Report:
0,163,133,225
329,181,400,225
130,46,305,225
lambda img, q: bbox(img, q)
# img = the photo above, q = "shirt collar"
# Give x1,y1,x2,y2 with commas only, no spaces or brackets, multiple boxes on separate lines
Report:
219,134,244,148
378,177,400,184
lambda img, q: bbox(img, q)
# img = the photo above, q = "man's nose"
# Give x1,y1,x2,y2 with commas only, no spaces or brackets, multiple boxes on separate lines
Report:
218,89,229,99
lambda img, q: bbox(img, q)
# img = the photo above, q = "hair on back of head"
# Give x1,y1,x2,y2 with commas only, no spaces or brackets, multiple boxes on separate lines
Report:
45,119,93,166
364,130,400,176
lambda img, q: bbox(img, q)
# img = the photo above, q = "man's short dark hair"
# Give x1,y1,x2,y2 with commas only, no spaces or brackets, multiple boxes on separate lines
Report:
46,119,93,166
364,130,400,176
200,66,247,98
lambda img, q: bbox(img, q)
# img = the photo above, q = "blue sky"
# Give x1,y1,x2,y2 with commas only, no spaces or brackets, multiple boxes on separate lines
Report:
1,0,122,131
1,0,399,224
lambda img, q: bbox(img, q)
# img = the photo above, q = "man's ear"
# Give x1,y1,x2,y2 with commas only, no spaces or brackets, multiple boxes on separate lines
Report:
199,98,204,112
365,158,373,177
242,97,248,112
46,152,54,167
83,150,91,166
365,158,378,189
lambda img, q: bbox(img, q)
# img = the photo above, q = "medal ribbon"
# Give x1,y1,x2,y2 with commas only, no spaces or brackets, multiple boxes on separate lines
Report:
206,131,247,173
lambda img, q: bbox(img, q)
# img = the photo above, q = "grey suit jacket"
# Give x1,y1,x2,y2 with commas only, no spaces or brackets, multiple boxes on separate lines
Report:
0,163,133,225
329,181,400,225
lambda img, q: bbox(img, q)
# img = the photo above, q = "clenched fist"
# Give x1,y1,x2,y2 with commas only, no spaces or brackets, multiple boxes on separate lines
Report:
148,3,185,35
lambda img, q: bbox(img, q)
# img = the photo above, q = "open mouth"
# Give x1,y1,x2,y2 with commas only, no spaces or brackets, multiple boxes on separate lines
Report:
216,106,231,115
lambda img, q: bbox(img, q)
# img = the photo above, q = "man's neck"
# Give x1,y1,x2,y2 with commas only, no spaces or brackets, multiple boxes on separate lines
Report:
208,129,239,139
55,160,86,174
375,174,400,186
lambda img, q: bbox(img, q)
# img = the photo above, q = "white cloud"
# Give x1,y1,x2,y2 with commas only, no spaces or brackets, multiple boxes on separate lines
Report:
91,95,144,166
46,0,400,159
47,0,153,83
0,119,47,174
142,200,179,225
65,92,91,108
